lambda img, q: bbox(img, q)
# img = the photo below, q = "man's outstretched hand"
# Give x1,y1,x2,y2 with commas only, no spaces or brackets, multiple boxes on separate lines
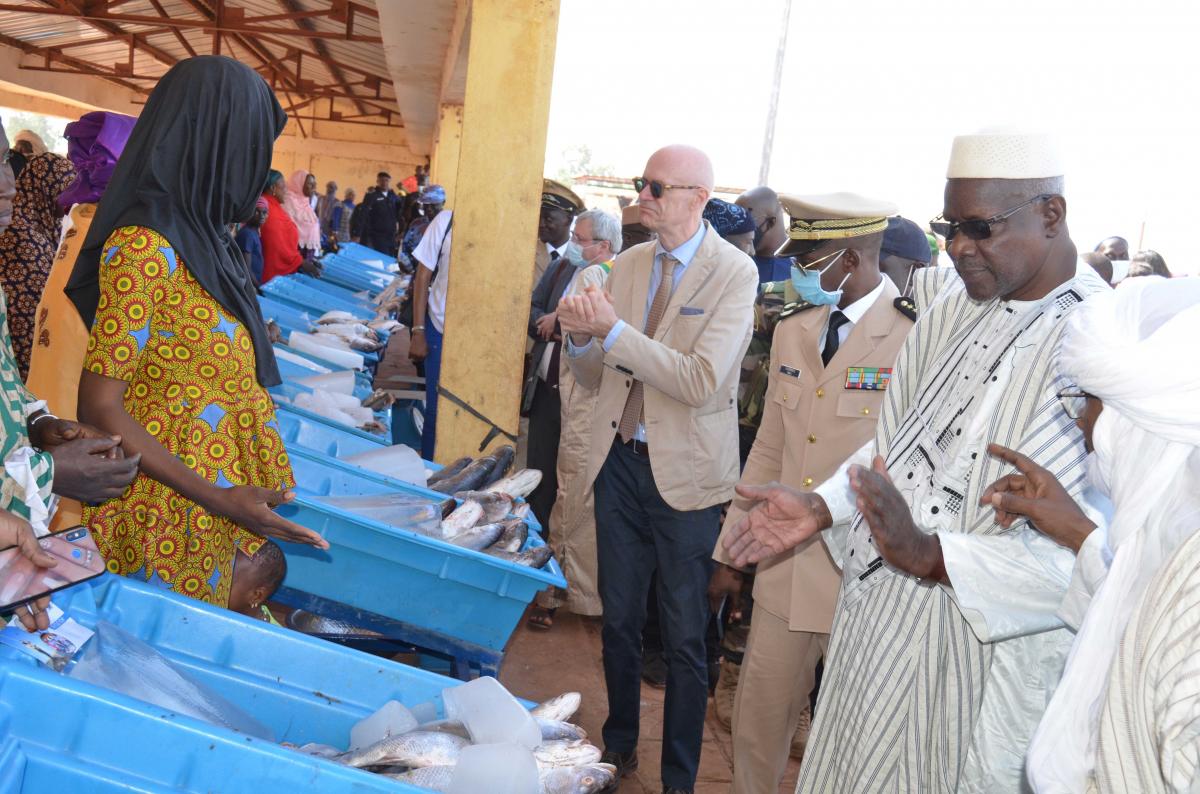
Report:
722,482,832,568
979,443,1095,553
850,455,945,582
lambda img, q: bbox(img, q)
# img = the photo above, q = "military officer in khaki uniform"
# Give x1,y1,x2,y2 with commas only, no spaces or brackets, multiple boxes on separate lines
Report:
709,193,916,793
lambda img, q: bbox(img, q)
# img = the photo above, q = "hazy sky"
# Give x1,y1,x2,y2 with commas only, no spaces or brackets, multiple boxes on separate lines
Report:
545,0,1200,273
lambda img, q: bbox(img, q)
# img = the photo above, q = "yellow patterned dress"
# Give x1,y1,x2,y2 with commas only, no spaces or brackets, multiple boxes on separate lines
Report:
81,225,294,606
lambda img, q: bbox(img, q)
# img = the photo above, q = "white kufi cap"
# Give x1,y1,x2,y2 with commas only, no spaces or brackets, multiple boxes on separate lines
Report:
946,130,1064,179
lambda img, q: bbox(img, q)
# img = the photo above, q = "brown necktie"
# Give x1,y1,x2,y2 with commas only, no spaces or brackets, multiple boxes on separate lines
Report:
618,254,679,441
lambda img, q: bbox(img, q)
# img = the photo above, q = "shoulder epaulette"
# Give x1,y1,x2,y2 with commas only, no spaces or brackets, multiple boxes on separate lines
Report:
894,296,917,322
779,299,819,320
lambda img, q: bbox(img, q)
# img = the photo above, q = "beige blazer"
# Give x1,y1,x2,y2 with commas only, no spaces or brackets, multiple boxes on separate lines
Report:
713,279,913,633
566,221,758,512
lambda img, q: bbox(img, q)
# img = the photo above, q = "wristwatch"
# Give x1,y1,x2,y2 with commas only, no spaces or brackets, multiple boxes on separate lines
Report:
411,325,425,333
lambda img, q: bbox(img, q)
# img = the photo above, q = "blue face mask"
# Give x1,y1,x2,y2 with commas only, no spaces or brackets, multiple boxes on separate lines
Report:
791,249,850,305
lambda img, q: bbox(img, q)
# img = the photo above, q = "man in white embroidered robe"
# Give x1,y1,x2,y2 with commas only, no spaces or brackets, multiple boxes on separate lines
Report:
722,131,1109,793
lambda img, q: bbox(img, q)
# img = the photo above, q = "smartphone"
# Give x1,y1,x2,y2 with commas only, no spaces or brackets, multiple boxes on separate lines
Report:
0,526,105,612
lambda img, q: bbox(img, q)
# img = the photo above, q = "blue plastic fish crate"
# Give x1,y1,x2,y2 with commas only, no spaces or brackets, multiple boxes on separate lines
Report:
275,404,389,457
261,277,373,318
337,242,397,266
279,451,562,651
0,575,466,792
291,273,379,309
316,257,393,295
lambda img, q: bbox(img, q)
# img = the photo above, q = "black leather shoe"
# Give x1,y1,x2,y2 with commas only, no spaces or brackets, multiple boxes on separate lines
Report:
642,653,667,688
598,748,639,792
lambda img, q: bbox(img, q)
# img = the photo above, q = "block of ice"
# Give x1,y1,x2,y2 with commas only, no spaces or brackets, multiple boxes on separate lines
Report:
448,743,538,794
348,700,418,751
442,677,540,750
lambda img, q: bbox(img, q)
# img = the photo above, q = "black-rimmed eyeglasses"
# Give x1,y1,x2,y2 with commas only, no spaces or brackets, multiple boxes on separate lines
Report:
930,194,1051,242
1056,387,1093,420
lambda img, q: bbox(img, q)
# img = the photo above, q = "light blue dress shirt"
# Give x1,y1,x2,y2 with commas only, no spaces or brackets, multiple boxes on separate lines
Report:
566,221,707,441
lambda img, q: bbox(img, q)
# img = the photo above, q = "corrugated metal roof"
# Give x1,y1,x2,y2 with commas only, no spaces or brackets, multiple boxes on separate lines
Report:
0,0,400,124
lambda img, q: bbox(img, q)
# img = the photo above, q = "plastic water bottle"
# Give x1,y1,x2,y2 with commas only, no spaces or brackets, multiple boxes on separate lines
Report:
442,677,541,749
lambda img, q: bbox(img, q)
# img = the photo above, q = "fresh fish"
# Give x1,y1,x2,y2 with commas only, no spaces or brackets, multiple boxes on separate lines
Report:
531,692,582,723
430,455,498,494
534,740,602,770
428,457,472,486
484,468,543,499
452,491,513,523
536,717,587,742
349,336,384,353
441,500,484,537
510,502,532,520
388,765,453,791
487,545,553,569
287,609,382,638
539,764,617,794
391,762,616,794
336,731,468,769
317,310,357,324
285,742,344,760
483,444,516,486
489,519,529,554
416,719,471,739
447,522,505,551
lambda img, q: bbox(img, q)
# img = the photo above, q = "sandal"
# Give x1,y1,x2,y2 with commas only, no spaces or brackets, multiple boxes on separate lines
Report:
527,606,556,631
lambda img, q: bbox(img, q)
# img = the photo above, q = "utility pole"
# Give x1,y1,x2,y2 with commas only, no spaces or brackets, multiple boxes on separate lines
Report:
758,0,793,186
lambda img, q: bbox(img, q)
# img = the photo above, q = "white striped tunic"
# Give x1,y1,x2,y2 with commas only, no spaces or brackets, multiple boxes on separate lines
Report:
1093,526,1200,793
798,264,1109,793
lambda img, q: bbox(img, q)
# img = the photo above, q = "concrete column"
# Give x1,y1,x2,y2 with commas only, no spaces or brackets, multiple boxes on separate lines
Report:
429,103,463,208
433,0,560,463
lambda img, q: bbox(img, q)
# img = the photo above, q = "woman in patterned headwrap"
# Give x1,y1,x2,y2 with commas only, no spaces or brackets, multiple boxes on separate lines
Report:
69,56,327,608
0,152,76,379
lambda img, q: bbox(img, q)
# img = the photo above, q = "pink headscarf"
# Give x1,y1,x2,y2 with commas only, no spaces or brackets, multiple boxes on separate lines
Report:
283,169,321,251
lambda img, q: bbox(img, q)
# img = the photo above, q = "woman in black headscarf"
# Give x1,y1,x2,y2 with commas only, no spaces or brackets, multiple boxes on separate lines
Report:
71,56,327,608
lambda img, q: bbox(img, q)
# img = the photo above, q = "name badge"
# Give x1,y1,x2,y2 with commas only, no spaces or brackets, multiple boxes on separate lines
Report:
779,365,801,378
845,367,891,390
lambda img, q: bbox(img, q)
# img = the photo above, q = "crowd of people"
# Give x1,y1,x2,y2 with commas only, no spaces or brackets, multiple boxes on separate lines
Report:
0,51,1195,794
495,133,1194,794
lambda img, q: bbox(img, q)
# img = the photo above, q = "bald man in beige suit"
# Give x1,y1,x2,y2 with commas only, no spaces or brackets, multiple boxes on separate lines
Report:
559,145,758,794
710,194,915,793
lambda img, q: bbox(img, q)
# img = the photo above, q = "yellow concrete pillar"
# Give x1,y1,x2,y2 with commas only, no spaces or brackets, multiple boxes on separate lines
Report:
433,0,560,463
430,103,463,208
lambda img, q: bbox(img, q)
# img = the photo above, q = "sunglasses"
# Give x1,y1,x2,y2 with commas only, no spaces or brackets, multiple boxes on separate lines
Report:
930,194,1051,242
632,177,702,200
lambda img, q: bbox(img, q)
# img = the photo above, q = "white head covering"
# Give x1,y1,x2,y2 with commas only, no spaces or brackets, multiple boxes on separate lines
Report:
946,129,1064,179
1027,276,1200,792
12,129,47,156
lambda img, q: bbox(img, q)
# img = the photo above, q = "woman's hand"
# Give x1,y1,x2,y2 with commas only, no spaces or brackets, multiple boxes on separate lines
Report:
208,486,329,550
980,443,1096,553
0,512,56,632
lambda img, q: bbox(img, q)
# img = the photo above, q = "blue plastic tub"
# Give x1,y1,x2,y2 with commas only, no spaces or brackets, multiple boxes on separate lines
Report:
275,404,389,457
290,273,378,308
279,452,562,651
337,242,396,265
261,278,373,318
0,575,470,792
258,295,316,334
316,257,394,294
